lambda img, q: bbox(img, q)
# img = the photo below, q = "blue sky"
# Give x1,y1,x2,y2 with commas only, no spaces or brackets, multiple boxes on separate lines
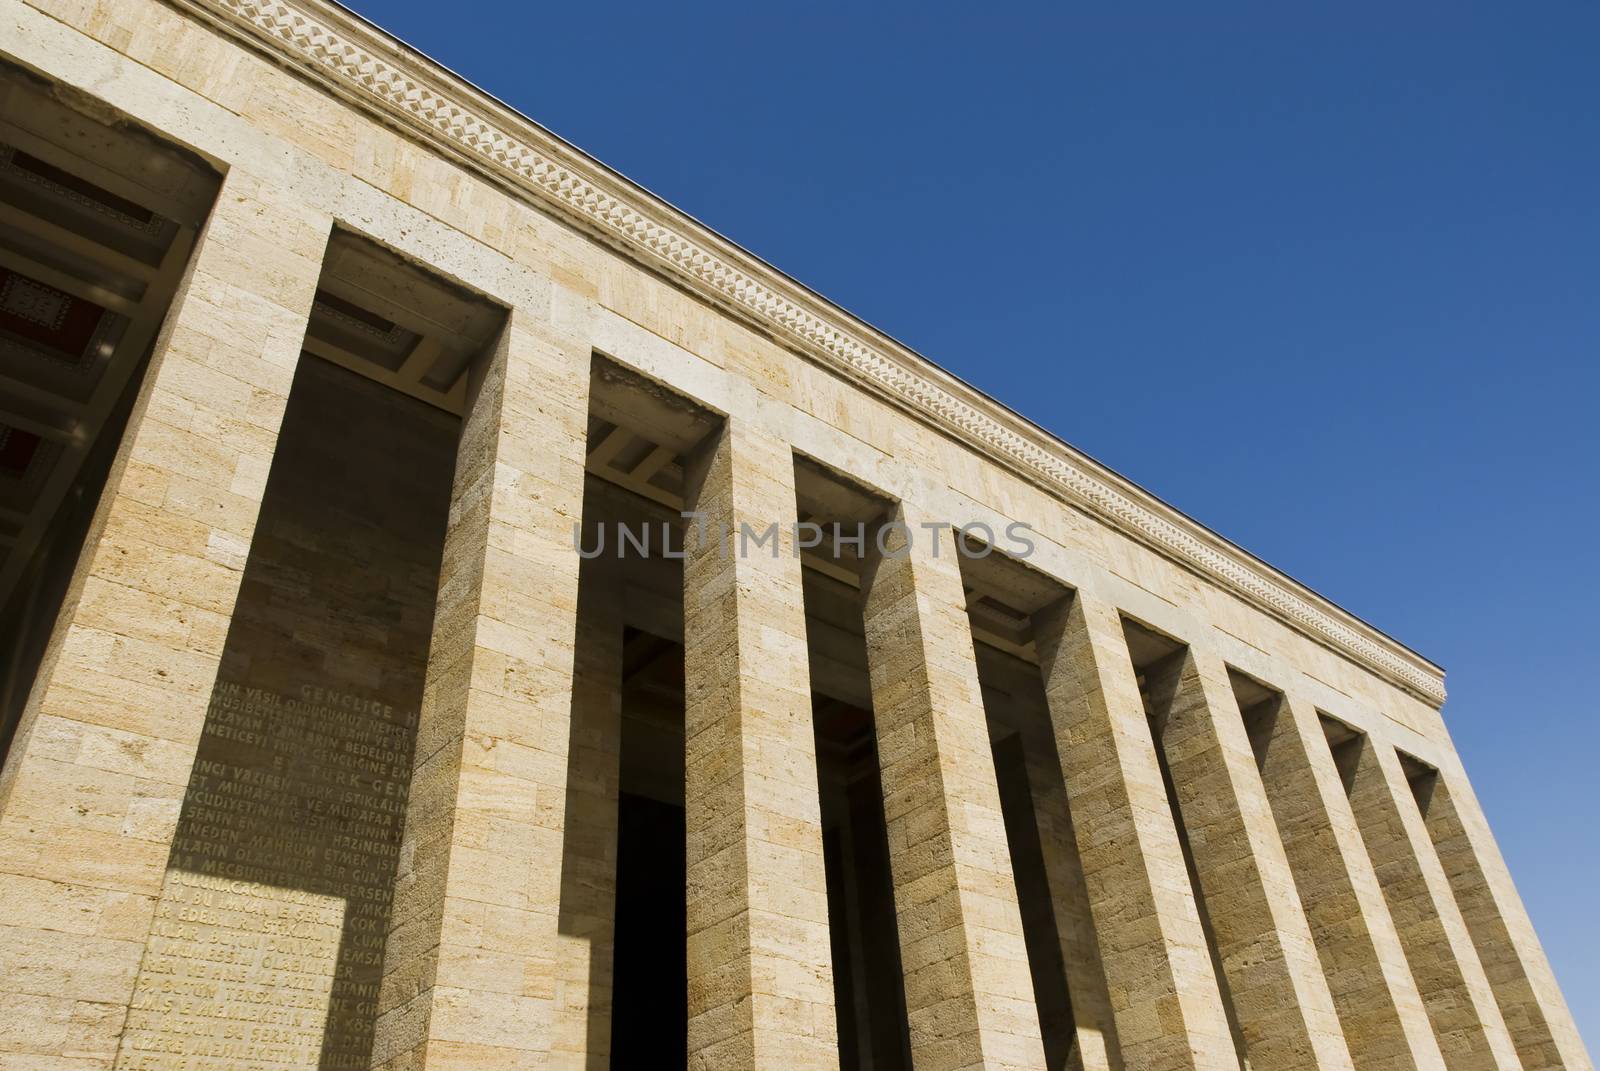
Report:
349,0,1598,1043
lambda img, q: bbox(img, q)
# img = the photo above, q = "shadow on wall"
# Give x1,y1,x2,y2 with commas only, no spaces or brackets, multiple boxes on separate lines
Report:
113,359,458,1070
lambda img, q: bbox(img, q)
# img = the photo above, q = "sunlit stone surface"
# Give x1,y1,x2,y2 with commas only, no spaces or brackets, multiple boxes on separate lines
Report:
0,3,1588,1069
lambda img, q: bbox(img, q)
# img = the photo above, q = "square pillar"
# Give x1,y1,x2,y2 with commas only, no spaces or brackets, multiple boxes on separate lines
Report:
681,421,838,1070
1032,590,1238,1071
0,168,327,1068
370,305,591,1070
1341,737,1523,1070
1142,646,1354,1070
1016,719,1121,1071
1250,695,1447,1071
1414,765,1592,1070
860,506,1048,1071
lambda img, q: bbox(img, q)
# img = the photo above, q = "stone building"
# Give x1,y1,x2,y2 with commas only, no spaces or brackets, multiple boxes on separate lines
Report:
0,1,1588,1069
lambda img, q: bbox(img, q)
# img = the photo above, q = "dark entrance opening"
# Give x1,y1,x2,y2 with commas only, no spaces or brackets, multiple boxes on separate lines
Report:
792,457,914,1070
610,626,688,1065
813,692,914,1071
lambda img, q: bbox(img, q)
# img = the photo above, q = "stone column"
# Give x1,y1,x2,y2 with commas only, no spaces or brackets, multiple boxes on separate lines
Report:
1248,695,1446,1071
0,168,326,1067
1017,720,1121,1071
1412,765,1591,1071
370,304,591,1070
1141,647,1354,1071
1341,737,1523,1071
551,547,625,1069
1032,589,1238,1071
860,506,1047,1071
681,421,838,1070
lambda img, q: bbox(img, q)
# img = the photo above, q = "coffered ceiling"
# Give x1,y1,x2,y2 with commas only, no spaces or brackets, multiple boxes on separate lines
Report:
0,67,219,613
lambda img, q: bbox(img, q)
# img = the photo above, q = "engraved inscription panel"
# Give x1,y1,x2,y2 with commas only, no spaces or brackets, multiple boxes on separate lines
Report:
118,684,413,1070
115,360,458,1070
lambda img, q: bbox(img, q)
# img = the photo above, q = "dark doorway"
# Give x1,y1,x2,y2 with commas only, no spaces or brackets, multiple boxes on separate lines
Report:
610,791,688,1064
815,697,914,1071
610,625,688,1066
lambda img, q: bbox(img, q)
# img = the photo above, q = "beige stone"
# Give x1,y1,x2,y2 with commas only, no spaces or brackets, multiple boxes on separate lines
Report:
1141,645,1354,1070
371,311,591,1071
1247,695,1448,1071
1413,767,1592,1071
0,166,328,1067
0,0,1587,1068
1340,736,1524,1070
861,507,1048,1071
682,422,839,1070
1033,591,1239,1070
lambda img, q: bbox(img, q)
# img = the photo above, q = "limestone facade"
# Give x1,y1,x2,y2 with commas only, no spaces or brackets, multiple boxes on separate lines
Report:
0,1,1589,1069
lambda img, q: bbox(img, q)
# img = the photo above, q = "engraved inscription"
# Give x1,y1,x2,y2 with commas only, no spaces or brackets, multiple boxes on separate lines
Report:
117,683,417,1070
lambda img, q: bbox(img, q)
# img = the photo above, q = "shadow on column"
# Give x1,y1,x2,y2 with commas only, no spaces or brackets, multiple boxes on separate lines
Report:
140,358,458,1070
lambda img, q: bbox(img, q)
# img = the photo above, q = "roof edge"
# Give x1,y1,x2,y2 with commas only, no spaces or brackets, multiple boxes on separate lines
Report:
167,0,1448,707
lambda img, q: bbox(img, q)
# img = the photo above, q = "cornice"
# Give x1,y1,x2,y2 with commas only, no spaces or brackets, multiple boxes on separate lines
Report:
167,0,1447,706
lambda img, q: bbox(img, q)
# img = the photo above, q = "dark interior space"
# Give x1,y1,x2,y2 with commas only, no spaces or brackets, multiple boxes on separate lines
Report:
967,634,1080,1070
813,693,914,1071
1399,750,1439,816
1319,713,1367,797
610,625,689,1066
575,357,721,1067
103,219,506,1069
991,732,1076,1068
0,360,141,755
1233,671,1285,775
611,791,688,1064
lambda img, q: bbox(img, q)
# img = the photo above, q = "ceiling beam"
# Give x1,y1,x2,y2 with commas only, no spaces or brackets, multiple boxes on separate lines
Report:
0,243,140,318
0,203,159,283
299,336,463,416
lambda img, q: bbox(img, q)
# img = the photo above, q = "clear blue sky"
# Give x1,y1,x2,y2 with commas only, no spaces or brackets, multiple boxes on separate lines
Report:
348,0,1598,1044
